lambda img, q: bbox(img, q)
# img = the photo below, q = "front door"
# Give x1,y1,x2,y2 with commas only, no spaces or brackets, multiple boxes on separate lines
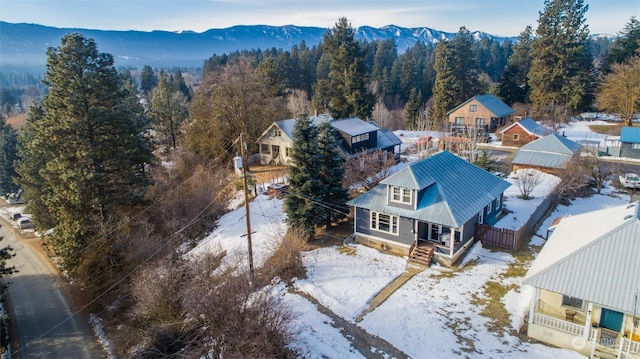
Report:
600,308,624,331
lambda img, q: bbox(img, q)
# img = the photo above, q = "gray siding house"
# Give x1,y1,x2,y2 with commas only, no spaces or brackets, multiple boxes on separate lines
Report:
256,115,401,165
347,151,511,266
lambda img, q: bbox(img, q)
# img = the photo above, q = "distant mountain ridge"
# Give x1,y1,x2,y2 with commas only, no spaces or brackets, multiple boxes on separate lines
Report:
0,21,515,68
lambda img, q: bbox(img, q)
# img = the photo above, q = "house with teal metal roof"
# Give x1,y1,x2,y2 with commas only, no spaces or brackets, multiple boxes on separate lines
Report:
511,134,582,175
256,115,401,165
620,126,640,159
346,151,511,266
447,94,515,134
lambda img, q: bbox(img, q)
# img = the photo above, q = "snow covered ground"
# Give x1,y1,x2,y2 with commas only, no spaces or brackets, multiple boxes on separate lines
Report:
185,119,636,358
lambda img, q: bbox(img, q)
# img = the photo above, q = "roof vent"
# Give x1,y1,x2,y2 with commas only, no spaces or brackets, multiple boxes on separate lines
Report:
626,203,636,209
624,215,633,220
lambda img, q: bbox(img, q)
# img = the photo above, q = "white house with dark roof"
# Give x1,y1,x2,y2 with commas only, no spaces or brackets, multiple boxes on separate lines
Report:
256,115,401,165
511,134,582,175
500,117,555,147
346,151,511,266
523,201,640,358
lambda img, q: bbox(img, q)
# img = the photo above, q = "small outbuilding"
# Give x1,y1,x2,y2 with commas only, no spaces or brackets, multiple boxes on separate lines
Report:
511,134,582,175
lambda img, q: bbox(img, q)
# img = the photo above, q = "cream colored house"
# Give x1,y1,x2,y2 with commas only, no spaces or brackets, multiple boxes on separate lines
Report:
256,114,401,165
523,202,640,358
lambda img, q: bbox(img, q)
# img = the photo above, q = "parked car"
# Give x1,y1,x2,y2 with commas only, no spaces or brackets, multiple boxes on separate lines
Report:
619,173,640,189
18,218,33,229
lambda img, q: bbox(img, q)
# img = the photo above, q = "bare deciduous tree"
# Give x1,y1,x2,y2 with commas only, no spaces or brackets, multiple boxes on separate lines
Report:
514,168,542,200
343,149,398,193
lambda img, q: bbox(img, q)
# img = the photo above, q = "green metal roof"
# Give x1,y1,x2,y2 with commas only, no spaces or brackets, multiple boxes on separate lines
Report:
512,134,582,169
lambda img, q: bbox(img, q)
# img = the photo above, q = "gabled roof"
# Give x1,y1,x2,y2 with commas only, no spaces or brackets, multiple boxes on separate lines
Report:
511,134,582,169
377,129,403,149
500,117,555,137
523,202,640,313
620,126,640,143
265,114,334,142
447,94,515,117
347,151,511,227
330,117,380,136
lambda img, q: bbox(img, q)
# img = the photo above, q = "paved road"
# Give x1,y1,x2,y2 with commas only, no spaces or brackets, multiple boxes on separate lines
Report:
0,220,105,359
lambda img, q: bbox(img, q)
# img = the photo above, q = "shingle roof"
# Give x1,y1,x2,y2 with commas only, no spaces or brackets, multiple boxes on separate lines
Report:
447,94,515,117
523,202,640,314
511,134,582,169
620,126,640,143
347,151,511,227
500,117,555,137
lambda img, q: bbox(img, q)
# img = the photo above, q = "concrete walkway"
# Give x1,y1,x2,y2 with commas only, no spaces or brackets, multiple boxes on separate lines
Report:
355,265,424,322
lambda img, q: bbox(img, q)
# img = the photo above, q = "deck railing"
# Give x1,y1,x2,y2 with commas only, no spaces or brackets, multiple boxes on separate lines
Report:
619,337,640,355
532,312,585,336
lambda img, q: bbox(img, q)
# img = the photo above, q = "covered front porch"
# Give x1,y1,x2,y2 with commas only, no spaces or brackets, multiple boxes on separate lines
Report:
528,288,640,358
411,221,474,267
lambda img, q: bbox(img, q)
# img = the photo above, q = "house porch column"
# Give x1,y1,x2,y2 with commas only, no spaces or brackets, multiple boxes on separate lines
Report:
583,302,593,340
529,287,538,325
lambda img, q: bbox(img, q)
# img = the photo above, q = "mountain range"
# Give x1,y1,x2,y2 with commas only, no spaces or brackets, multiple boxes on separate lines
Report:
0,21,514,68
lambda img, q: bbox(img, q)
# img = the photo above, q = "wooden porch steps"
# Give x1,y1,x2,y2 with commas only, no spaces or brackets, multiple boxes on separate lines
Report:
409,242,435,267
592,347,617,359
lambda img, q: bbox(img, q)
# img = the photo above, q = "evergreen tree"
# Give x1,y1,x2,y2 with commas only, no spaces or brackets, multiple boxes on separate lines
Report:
405,88,423,129
150,71,187,150
452,27,482,102
0,115,18,194
285,114,324,240
15,103,54,229
601,17,640,74
139,65,158,98
316,121,349,228
15,33,154,274
473,151,500,173
432,41,459,123
498,26,534,105
313,18,375,119
528,0,595,117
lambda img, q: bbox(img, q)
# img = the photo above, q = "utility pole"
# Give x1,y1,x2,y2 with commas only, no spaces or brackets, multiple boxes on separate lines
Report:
240,133,254,280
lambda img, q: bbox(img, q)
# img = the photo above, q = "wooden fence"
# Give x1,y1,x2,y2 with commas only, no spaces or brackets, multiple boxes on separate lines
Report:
476,195,555,254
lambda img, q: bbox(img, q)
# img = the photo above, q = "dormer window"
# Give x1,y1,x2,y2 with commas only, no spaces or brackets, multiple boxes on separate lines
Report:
391,186,412,205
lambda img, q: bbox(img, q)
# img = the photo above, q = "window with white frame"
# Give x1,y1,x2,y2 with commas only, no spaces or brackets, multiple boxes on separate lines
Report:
486,203,491,213
391,186,412,204
370,211,399,234
352,133,370,144
476,118,485,126
455,117,464,126
469,104,477,112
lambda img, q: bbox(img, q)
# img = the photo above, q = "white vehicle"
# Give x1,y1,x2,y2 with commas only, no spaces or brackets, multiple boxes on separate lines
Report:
619,173,640,189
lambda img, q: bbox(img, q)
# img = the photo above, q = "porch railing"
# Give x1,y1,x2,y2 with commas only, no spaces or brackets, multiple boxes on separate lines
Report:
532,312,585,336
619,337,640,355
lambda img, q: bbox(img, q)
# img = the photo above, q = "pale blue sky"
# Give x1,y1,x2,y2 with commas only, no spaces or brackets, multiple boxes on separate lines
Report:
1,0,638,37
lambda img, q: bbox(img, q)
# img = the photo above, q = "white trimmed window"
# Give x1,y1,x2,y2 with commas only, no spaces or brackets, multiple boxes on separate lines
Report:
633,143,640,149
370,211,399,234
391,186,412,204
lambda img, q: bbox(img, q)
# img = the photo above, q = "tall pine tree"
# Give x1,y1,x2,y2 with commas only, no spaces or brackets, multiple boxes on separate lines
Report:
313,18,375,119
432,41,459,123
0,115,18,195
15,33,154,274
316,121,349,228
498,26,534,105
285,114,325,240
528,0,595,118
